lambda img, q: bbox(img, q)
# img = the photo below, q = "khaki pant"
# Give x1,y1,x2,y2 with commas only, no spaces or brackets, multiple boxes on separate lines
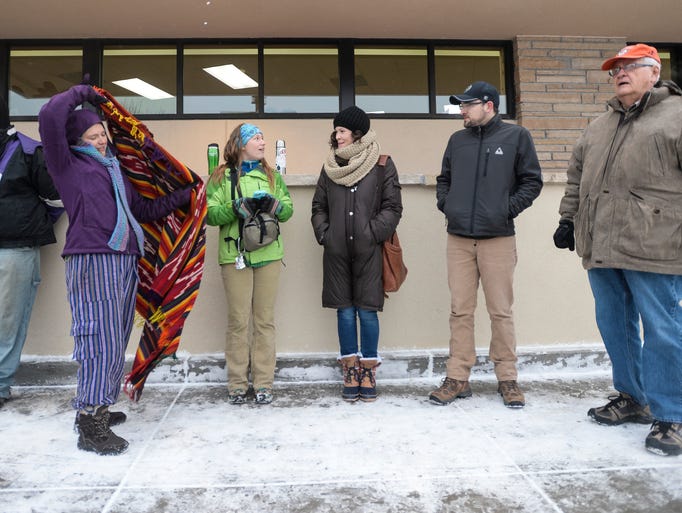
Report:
445,234,518,381
220,261,281,391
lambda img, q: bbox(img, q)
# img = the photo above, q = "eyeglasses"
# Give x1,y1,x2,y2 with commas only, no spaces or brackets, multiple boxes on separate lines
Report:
608,63,654,77
458,101,484,110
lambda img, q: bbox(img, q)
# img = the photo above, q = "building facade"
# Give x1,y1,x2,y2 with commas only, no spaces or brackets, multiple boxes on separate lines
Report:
2,1,681,356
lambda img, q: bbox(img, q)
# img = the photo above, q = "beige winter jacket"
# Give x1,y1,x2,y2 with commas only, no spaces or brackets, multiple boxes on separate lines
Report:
559,81,682,274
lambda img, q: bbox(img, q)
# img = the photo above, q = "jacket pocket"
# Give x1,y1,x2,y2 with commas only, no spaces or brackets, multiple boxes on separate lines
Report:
617,193,682,261
574,196,592,259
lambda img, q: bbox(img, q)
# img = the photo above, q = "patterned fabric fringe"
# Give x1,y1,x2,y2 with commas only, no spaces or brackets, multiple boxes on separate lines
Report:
94,86,207,401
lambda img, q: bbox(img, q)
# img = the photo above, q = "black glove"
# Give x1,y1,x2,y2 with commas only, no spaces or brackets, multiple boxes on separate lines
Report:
233,197,260,218
258,194,281,216
553,220,575,251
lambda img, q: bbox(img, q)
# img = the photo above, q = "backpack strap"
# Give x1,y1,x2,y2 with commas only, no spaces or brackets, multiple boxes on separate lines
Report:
377,154,389,167
226,168,245,252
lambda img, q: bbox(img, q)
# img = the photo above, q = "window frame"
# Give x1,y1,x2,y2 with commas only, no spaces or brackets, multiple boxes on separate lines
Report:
2,38,515,121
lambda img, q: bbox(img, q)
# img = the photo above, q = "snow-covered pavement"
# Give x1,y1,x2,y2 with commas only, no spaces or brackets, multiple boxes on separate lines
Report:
1,353,681,513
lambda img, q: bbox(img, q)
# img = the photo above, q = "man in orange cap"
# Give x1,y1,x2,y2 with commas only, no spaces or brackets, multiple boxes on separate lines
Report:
553,43,682,456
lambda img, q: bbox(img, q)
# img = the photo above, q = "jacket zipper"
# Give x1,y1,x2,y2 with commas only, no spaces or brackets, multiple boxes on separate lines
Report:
483,147,491,177
469,133,484,234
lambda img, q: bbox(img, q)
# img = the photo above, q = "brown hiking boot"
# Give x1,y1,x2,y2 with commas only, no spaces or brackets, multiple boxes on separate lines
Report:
587,393,652,425
498,380,525,408
429,377,472,405
645,421,682,456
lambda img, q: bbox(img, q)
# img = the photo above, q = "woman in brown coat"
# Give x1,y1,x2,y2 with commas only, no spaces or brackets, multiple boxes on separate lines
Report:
311,106,402,402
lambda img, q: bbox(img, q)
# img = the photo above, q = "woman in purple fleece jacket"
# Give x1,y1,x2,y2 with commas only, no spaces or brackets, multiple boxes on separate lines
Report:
38,84,192,456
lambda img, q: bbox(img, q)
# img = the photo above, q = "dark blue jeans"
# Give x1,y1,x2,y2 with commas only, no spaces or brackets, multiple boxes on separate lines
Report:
337,307,379,358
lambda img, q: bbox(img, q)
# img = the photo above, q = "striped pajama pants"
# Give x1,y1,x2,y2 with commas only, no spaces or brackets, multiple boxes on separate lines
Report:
65,253,138,410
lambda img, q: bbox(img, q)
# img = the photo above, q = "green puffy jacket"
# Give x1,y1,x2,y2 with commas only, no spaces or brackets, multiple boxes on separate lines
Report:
206,167,293,266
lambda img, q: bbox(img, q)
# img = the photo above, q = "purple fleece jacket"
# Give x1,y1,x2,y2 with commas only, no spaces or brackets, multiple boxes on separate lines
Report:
38,85,190,257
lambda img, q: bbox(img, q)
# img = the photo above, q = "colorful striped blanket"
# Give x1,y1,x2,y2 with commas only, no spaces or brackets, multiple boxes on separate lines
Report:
94,87,207,400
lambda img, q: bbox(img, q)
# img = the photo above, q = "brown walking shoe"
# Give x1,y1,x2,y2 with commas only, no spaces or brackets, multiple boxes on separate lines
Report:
498,380,525,408
645,421,682,456
428,377,472,405
587,393,652,425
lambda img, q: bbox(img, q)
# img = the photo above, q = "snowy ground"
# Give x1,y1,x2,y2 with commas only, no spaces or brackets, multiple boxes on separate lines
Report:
1,358,681,513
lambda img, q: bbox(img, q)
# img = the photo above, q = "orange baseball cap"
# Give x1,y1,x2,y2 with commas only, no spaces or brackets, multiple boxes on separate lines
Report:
601,44,660,71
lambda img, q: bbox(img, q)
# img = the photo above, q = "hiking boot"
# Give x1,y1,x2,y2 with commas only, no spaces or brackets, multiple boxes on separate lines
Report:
645,421,682,456
255,388,273,405
74,408,127,433
429,377,472,405
587,393,652,425
498,380,525,409
76,406,129,456
228,389,247,405
359,358,381,402
339,355,360,402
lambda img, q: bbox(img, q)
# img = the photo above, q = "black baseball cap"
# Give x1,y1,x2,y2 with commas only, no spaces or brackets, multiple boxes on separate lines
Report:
450,81,500,109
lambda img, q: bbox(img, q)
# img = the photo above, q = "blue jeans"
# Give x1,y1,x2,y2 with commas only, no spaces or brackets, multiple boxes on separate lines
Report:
588,268,682,422
337,307,379,358
0,247,41,398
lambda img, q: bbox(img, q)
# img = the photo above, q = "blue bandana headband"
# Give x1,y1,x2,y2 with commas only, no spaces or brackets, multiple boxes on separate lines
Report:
240,123,261,147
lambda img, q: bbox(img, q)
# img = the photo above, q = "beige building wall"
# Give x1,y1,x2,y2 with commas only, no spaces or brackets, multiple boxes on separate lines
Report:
17,34,624,357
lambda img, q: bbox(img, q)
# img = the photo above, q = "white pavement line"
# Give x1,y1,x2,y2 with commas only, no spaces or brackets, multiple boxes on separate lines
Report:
100,382,188,513
2,460,679,496
453,402,566,513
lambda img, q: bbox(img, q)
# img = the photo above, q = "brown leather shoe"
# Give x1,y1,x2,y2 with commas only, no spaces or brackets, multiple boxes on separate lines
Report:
646,421,682,456
587,393,652,425
498,380,525,408
429,377,472,405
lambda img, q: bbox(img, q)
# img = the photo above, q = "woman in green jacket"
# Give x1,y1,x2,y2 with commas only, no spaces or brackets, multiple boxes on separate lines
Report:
206,123,293,405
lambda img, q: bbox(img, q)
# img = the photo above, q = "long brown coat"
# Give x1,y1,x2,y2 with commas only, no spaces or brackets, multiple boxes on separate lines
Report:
311,157,402,311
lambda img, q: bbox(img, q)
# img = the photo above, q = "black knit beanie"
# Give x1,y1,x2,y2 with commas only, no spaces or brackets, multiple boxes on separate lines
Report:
333,106,370,135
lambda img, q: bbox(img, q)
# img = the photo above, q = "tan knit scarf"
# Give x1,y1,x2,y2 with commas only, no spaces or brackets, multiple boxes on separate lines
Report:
323,129,380,187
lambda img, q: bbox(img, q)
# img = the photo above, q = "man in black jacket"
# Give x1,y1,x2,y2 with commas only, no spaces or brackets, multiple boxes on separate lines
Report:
429,82,542,408
0,94,61,407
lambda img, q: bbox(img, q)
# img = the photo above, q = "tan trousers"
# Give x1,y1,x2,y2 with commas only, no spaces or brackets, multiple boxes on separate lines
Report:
445,234,518,381
220,261,281,391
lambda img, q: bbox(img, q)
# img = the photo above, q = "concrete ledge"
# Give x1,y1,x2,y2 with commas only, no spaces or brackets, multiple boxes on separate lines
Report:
14,346,610,387
281,173,566,187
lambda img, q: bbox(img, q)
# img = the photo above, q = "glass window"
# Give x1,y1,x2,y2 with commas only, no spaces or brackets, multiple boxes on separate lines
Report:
263,46,339,114
658,50,672,81
9,47,82,116
183,45,259,114
435,47,507,115
102,46,177,115
354,47,428,114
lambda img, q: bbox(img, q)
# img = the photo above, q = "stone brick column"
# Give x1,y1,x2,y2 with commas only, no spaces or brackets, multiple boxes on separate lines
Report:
513,36,625,177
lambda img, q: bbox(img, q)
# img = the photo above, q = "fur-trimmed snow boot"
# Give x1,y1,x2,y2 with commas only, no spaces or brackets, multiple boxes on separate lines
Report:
339,354,360,402
359,358,381,402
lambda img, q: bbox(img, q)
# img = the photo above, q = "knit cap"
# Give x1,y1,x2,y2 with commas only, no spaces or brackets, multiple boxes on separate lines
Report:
333,106,370,135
